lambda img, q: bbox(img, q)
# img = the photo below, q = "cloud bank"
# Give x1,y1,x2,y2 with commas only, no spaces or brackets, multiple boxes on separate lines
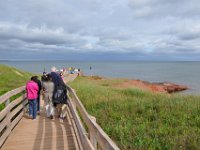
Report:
0,0,200,60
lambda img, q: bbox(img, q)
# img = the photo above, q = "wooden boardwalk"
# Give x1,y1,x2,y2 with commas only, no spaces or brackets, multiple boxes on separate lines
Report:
0,73,120,150
1,101,81,150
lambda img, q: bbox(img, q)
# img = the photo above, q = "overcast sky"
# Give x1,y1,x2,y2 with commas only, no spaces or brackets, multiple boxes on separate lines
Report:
0,0,200,60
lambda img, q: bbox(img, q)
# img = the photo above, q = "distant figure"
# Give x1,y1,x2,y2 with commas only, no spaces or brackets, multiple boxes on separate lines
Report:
42,74,55,119
69,67,74,74
90,66,92,70
60,72,64,81
43,67,46,74
26,76,39,120
77,69,81,76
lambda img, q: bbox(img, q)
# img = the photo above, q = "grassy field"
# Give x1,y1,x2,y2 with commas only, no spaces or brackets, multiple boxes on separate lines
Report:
0,65,34,110
0,64,33,95
1,65,200,149
69,76,200,150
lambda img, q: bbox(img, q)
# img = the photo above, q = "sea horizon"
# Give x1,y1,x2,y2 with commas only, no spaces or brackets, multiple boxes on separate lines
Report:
1,60,200,95
1,59,200,62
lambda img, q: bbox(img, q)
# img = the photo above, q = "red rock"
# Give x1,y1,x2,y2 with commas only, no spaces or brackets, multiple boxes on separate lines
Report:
114,79,188,94
155,82,188,93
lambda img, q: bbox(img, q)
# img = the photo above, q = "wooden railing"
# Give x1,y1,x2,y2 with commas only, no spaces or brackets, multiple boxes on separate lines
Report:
0,81,120,150
67,86,120,150
0,86,27,148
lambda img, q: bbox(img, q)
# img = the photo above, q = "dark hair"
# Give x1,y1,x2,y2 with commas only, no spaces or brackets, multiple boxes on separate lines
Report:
60,72,63,76
43,72,47,75
31,76,38,82
47,74,53,81
41,75,48,82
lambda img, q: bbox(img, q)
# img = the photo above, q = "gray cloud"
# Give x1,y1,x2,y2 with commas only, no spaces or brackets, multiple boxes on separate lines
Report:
0,0,200,60
128,0,200,18
0,24,81,45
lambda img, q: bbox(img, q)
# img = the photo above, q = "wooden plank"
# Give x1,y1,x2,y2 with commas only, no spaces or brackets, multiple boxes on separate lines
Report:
2,144,76,150
2,98,80,150
68,98,94,150
0,98,20,148
67,86,120,150
4,102,12,144
65,104,83,150
0,117,8,133
0,128,10,148
0,104,11,121
0,103,12,126
10,104,23,119
0,95,26,121
0,90,25,144
10,111,23,130
89,116,97,149
11,96,24,107
0,98,26,145
0,86,25,105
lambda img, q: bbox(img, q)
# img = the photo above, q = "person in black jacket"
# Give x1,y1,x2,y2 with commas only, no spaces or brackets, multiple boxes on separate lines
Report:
49,71,67,119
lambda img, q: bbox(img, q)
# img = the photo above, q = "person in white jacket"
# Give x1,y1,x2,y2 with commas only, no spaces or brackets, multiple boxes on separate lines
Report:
42,74,55,119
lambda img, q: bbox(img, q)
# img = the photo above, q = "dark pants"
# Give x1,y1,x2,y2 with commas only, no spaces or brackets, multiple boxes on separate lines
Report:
29,99,37,119
37,94,40,111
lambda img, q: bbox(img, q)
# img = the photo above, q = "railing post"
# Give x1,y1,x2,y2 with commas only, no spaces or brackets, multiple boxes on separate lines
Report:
5,98,10,106
71,90,77,108
22,92,27,113
90,116,97,149
5,98,12,132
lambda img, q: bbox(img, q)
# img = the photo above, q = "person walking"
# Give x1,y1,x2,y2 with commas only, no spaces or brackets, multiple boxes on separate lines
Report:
60,71,64,81
50,71,68,119
42,74,55,119
33,76,42,114
26,76,39,120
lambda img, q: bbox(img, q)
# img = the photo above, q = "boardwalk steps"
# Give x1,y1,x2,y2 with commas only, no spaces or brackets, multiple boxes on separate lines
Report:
0,76,120,150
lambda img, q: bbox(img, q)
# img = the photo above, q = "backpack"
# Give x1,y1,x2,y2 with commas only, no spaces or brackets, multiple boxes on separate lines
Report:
53,84,68,104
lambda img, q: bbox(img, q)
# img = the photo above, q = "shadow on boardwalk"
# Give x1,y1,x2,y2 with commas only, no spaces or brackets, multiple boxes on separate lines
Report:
2,105,79,150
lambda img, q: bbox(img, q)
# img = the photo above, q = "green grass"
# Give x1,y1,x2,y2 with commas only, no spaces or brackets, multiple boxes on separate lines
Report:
0,64,33,95
0,65,34,110
69,76,200,150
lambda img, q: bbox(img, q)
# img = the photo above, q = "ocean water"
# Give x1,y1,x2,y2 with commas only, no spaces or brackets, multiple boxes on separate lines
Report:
1,61,200,95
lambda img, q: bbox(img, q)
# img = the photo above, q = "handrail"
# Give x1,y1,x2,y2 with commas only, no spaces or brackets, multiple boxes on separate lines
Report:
0,76,120,150
0,86,27,148
0,86,25,104
67,85,120,150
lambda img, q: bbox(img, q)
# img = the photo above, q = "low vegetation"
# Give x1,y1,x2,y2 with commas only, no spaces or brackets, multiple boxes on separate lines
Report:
0,65,33,95
69,76,200,150
1,65,199,149
0,65,33,110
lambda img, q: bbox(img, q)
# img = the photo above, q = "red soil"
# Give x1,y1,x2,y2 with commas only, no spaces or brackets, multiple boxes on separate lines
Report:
115,80,188,94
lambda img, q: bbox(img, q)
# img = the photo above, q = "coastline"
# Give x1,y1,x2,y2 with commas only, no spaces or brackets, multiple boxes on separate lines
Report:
114,79,188,94
86,75,188,94
1,60,199,94
0,63,192,95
